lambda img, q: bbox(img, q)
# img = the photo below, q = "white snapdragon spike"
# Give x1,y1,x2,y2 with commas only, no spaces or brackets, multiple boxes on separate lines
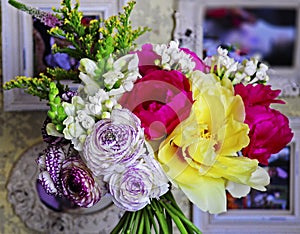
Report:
78,58,101,96
83,109,145,176
62,97,90,151
153,41,195,74
103,54,140,97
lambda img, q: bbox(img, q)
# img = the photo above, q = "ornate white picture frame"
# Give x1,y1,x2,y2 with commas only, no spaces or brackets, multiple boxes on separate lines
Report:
174,0,300,97
1,0,127,111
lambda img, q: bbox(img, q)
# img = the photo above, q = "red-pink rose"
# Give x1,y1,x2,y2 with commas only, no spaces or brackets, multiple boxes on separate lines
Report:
235,84,293,165
119,69,193,140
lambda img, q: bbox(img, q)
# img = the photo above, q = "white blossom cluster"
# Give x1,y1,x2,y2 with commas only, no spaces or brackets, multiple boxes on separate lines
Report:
59,53,141,151
153,40,196,74
78,53,140,97
62,90,121,151
204,46,269,85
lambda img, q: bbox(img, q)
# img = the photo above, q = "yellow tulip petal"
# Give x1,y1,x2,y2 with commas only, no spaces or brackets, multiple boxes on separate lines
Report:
178,176,227,214
226,181,251,198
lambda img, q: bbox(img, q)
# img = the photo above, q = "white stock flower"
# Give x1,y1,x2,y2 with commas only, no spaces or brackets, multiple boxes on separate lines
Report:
62,89,120,151
103,54,140,96
78,59,101,96
244,60,257,76
153,40,195,74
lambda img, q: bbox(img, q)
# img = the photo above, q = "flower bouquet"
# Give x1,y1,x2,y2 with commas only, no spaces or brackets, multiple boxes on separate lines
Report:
4,0,294,233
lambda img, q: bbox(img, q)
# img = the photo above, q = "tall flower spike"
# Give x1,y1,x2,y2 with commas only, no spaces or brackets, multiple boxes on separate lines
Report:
37,145,66,196
8,0,62,27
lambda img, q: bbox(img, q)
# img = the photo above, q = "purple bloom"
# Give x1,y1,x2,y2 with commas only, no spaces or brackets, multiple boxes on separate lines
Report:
61,156,103,208
41,12,62,27
37,145,65,196
83,109,145,176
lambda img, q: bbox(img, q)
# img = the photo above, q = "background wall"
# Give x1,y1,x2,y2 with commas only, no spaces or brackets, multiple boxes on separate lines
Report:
0,0,177,233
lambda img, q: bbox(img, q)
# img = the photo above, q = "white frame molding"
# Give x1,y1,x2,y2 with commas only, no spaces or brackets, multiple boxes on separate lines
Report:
1,0,126,111
174,0,300,97
192,117,300,234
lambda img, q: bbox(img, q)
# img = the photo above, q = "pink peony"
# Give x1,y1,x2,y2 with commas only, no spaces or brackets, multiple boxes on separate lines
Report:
235,84,293,165
119,69,193,140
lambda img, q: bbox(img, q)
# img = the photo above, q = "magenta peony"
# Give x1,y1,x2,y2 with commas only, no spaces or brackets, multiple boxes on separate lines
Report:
235,84,293,165
119,69,193,140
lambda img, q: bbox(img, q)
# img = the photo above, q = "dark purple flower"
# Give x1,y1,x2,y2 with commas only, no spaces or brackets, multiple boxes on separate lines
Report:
61,156,103,207
37,145,65,196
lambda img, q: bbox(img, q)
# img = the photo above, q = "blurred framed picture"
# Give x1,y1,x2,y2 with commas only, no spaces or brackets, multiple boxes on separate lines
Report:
192,117,300,234
2,0,124,111
174,0,300,97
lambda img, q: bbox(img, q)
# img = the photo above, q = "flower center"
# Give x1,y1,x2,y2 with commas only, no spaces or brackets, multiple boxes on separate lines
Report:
67,175,82,193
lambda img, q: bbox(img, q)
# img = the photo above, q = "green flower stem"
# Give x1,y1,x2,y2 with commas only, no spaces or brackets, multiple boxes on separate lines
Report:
150,200,170,233
122,211,136,234
137,210,145,234
160,201,202,234
160,201,188,234
143,208,152,234
166,208,173,234
131,210,142,233
164,191,184,214
146,205,158,234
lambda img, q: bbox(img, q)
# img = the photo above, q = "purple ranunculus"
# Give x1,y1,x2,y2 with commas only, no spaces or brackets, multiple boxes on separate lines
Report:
83,108,145,176
61,156,103,208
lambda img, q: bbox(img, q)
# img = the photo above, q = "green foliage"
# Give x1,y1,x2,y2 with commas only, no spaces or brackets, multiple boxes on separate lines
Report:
50,1,150,61
47,82,67,132
2,75,53,100
46,67,80,83
3,0,149,101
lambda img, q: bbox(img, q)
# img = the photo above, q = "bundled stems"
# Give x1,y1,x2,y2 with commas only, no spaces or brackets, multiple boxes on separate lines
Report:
110,190,202,234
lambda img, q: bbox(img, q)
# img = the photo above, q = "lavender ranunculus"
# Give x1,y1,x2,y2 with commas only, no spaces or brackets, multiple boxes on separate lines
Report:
83,108,145,176
107,143,169,211
37,145,65,196
108,160,158,211
61,156,103,208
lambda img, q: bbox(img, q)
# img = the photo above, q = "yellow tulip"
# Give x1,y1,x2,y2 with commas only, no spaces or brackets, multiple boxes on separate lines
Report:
158,71,270,214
